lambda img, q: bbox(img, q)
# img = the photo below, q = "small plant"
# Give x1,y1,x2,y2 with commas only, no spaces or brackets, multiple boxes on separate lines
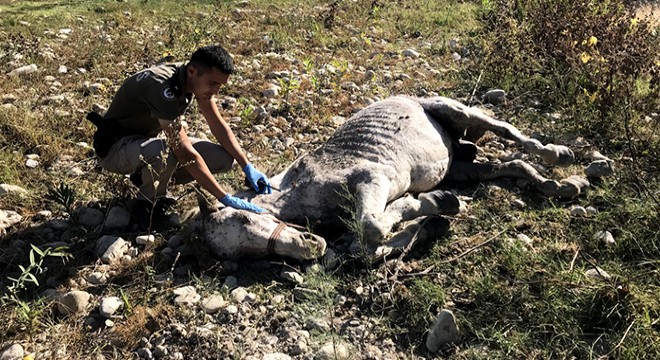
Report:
336,184,370,265
47,182,77,214
237,97,255,127
2,244,71,325
277,76,300,113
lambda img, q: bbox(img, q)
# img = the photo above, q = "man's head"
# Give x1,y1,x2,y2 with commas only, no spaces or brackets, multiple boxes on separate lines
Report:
186,45,235,100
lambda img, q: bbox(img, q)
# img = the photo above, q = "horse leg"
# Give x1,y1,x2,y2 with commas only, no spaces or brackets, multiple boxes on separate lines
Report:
354,171,461,245
416,96,575,166
446,160,589,197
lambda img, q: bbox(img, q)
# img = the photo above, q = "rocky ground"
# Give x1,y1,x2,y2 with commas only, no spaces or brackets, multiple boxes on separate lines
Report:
0,1,658,359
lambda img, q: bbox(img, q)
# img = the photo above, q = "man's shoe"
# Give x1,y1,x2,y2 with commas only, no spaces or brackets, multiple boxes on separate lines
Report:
132,198,176,232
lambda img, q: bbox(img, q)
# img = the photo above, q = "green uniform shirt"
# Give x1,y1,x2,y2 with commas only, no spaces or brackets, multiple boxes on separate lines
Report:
105,62,192,137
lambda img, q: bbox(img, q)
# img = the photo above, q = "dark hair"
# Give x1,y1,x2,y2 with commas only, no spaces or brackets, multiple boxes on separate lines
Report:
189,45,235,75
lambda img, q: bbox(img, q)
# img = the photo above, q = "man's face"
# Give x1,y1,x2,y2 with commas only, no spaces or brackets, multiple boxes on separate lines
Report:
188,65,230,100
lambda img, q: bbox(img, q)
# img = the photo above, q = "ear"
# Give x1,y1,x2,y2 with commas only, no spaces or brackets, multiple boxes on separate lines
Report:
196,189,218,216
187,64,198,77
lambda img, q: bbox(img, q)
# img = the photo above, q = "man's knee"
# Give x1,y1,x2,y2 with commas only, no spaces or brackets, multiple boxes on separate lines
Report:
140,139,176,170
193,140,234,173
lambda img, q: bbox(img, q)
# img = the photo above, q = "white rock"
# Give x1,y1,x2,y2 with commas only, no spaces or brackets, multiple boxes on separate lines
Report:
96,235,128,264
512,199,526,209
153,345,168,358
245,292,258,303
25,159,39,168
104,206,130,228
426,309,460,352
8,64,38,76
137,348,152,359
200,294,225,314
87,272,108,285
223,305,238,315
59,28,73,34
128,247,139,257
36,210,52,219
586,267,611,281
291,341,308,355
448,38,460,50
570,206,588,217
451,52,461,61
0,184,28,195
136,234,155,245
85,82,105,94
0,343,24,360
584,160,613,177
263,85,280,99
41,95,66,104
0,209,22,234
66,166,84,176
330,116,346,126
231,287,248,302
594,230,615,246
57,290,92,316
281,270,304,285
316,343,350,360
516,233,533,247
173,286,200,305
99,296,123,317
1,94,18,104
483,89,506,105
402,49,420,58
586,206,599,215
58,65,68,73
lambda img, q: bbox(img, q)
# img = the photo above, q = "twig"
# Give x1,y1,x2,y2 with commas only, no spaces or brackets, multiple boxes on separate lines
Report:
395,229,507,279
390,217,431,280
600,320,636,359
438,229,506,264
569,247,580,272
468,70,484,106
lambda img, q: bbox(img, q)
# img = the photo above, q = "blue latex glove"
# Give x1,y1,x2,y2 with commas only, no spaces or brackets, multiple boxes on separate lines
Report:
220,194,266,213
243,163,272,194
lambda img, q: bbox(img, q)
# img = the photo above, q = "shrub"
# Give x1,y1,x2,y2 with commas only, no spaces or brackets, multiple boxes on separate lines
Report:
475,0,659,170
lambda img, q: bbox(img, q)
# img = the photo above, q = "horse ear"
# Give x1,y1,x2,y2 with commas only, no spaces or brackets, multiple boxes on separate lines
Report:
195,188,218,216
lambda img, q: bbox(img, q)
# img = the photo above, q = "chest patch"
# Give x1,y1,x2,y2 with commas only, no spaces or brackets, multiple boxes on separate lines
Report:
162,87,176,101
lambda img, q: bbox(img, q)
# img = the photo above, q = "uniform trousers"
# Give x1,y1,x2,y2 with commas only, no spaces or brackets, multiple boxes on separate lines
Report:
98,135,234,201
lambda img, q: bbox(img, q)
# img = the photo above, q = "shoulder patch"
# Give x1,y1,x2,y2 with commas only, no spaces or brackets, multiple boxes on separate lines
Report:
161,87,176,101
136,70,151,82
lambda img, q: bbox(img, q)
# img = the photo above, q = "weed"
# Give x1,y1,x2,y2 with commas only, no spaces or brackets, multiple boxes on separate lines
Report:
2,244,71,328
47,182,77,214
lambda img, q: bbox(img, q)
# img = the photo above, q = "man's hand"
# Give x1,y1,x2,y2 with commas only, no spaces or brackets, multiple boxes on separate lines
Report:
220,194,266,213
243,163,272,194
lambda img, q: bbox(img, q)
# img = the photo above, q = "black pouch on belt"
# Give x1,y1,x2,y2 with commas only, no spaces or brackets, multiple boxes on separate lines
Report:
86,112,130,158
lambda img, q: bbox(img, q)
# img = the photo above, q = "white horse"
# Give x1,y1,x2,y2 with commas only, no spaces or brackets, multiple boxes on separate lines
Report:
193,96,591,260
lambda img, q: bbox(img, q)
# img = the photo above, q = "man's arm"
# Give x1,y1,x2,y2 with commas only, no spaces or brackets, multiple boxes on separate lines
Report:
197,98,272,194
197,98,250,168
160,119,228,200
160,119,266,212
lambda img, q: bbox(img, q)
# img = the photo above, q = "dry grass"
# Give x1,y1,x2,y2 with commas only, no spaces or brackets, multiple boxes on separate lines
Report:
0,0,658,359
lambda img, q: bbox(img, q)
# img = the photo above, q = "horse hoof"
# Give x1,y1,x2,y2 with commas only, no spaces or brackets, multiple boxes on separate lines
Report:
540,144,575,166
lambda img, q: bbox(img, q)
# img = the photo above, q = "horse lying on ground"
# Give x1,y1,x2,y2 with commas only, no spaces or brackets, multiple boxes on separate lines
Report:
191,96,597,261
